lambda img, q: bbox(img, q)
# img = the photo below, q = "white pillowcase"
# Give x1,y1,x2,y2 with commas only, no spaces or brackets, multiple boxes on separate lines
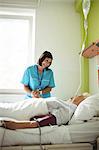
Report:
69,93,99,124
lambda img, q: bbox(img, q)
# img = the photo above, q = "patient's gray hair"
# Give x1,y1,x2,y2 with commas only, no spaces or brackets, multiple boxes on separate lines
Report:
82,92,90,98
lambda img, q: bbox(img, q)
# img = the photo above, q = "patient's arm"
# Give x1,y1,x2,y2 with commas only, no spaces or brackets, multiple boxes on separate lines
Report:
2,114,56,130
2,120,38,130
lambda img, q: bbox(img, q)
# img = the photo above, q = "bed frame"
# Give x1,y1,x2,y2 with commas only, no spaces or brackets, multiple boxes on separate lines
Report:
0,143,94,150
97,137,99,150
0,95,98,150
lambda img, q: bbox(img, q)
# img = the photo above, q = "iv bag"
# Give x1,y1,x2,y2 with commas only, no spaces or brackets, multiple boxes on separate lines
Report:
82,0,91,20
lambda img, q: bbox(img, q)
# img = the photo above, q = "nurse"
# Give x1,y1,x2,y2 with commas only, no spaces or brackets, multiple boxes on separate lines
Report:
21,51,55,98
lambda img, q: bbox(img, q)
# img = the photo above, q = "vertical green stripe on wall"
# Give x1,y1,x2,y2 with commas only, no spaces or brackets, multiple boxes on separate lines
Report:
81,57,89,93
80,11,89,93
75,0,89,93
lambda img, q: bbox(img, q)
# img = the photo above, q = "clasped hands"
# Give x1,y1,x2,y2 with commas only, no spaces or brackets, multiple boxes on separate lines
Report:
31,90,41,98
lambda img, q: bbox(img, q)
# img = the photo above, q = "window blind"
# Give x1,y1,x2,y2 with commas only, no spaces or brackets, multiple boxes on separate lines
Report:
0,0,39,8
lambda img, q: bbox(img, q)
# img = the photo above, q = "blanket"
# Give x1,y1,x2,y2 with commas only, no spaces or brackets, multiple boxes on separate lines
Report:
45,97,77,125
0,98,48,120
0,97,76,125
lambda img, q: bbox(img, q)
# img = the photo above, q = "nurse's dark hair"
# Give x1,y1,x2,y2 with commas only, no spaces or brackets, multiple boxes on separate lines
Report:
38,51,53,67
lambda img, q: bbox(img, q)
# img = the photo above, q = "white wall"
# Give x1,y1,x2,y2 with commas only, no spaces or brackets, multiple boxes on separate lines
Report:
35,0,81,100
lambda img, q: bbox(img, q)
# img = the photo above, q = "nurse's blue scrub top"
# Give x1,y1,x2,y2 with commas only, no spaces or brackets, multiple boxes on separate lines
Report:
21,65,55,98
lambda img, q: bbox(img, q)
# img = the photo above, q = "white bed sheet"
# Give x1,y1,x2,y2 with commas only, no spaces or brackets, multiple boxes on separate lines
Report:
69,119,99,143
0,119,99,147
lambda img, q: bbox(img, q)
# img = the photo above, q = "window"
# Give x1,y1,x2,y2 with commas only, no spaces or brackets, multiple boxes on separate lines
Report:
0,8,35,93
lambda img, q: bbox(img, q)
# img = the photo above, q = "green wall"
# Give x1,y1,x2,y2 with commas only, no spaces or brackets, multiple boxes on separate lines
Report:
75,0,99,93
88,0,99,43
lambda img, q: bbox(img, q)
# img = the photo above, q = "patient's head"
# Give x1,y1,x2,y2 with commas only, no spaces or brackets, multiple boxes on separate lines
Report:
71,92,90,106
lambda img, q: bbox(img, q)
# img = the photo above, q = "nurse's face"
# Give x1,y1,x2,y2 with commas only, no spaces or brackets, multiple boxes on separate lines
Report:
41,57,52,69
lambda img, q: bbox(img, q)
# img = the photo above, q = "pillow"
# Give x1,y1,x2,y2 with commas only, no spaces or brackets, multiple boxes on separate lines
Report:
69,93,99,124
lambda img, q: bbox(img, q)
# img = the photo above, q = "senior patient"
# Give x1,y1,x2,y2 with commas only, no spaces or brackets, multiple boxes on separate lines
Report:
2,94,88,130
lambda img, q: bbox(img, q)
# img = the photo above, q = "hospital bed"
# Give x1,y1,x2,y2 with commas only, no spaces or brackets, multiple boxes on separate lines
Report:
0,117,99,150
0,94,99,150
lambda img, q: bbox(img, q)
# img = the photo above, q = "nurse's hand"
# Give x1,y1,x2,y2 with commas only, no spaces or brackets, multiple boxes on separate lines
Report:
31,90,41,98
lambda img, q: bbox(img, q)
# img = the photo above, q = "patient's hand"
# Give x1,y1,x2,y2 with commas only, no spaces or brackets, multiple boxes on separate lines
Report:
2,121,16,130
